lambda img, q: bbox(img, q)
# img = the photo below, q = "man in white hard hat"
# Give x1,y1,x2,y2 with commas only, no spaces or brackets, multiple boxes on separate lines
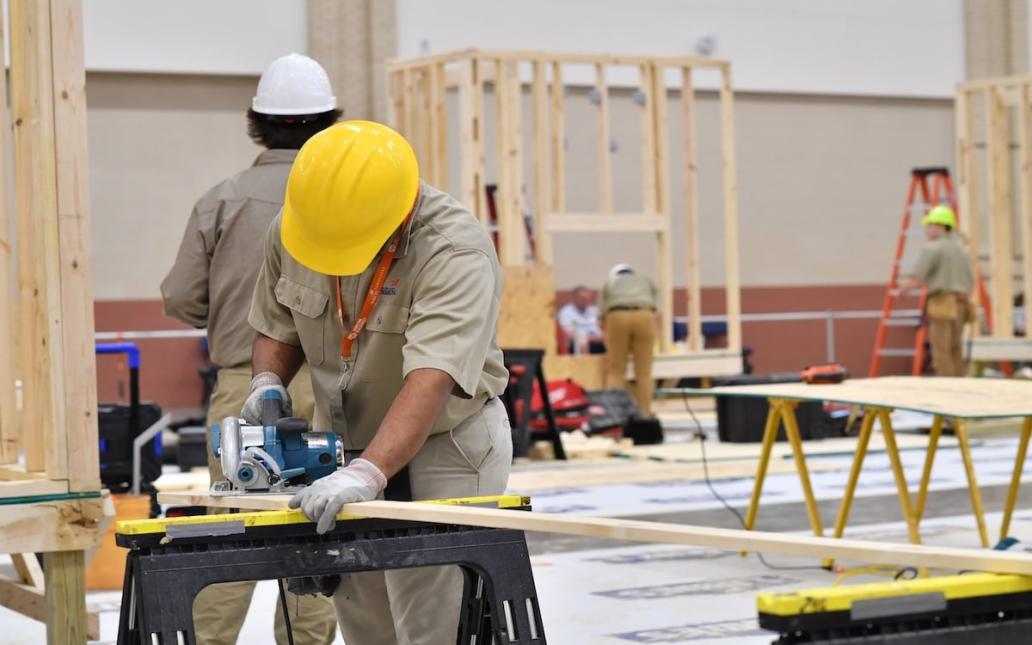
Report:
599,263,658,415
161,53,340,645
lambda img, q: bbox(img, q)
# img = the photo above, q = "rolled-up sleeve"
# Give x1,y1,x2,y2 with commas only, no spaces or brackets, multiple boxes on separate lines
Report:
248,215,301,347
161,205,217,327
403,249,498,398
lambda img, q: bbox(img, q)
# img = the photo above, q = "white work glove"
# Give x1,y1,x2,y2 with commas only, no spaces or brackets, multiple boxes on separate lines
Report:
239,372,292,425
289,458,387,534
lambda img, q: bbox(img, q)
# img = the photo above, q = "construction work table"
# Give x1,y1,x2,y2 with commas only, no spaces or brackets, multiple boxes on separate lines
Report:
660,376,1032,553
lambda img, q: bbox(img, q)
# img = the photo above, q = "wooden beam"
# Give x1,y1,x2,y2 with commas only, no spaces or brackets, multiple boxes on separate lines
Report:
550,61,565,215
682,67,703,352
0,0,15,466
651,63,673,351
431,62,447,190
594,63,613,213
719,65,742,352
10,0,61,475
496,60,525,266
157,493,1032,576
639,63,658,214
956,85,983,327
12,553,44,588
50,0,99,491
43,550,86,645
531,60,553,265
0,497,107,553
0,575,99,640
987,86,1015,338
0,478,68,497
546,214,669,233
1021,83,1032,338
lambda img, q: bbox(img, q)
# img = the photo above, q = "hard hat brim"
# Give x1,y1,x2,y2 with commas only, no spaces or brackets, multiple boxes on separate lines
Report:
280,180,419,276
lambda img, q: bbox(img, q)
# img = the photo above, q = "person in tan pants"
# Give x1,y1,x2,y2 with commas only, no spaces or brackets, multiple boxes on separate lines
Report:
901,204,975,377
600,264,659,416
161,53,339,644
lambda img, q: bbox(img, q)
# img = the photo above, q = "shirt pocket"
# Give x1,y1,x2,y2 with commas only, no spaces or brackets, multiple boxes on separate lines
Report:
275,276,329,366
366,304,410,334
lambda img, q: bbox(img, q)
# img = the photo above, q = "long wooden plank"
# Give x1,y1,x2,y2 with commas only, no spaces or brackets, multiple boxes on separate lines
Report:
157,493,1032,576
955,86,983,328
550,61,565,215
1021,83,1032,338
719,64,742,352
431,62,447,190
0,0,16,465
50,0,99,491
11,0,61,474
987,86,1014,338
651,63,673,352
457,58,479,220
682,68,703,352
12,553,44,588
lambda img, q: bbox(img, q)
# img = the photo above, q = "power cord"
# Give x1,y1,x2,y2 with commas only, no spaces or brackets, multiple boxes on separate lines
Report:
682,394,829,572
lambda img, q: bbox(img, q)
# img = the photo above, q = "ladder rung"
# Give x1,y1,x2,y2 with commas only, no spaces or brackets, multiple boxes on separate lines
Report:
878,348,918,357
889,288,923,297
883,318,920,326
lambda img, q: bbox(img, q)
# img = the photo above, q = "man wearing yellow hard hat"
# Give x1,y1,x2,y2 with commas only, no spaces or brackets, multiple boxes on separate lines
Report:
162,53,339,645
246,120,511,643
902,204,975,376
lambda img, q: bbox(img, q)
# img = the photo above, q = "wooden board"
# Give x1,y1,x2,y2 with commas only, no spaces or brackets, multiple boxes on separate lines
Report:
679,377,1032,419
156,493,1032,576
0,575,100,640
0,497,109,553
497,265,555,350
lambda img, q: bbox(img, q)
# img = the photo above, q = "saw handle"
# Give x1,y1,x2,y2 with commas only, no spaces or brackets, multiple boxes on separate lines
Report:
260,389,285,427
276,417,309,434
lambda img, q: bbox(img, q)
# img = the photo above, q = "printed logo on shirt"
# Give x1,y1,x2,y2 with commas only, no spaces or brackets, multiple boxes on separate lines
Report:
380,279,401,297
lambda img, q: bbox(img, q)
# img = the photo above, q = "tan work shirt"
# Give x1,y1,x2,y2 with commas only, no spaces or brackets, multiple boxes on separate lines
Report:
911,233,974,295
248,183,508,450
599,272,658,314
161,149,298,368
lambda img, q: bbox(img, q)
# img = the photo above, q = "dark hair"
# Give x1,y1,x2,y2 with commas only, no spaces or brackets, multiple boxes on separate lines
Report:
246,108,342,150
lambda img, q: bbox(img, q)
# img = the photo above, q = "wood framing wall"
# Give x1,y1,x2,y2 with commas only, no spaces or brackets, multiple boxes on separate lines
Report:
0,1,106,642
957,75,1032,360
387,50,742,378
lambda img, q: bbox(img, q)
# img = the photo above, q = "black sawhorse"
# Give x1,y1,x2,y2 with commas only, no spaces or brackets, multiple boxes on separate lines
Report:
116,502,544,644
502,348,566,460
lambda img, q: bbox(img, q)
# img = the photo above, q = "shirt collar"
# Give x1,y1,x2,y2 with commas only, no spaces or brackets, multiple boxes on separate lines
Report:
253,149,299,166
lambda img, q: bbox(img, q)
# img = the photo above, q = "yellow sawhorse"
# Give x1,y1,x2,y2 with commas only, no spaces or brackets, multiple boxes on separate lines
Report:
743,399,991,561
1000,417,1032,541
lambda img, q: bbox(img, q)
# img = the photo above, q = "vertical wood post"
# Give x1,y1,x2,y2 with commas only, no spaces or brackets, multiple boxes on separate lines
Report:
955,87,983,325
651,64,673,351
495,60,525,266
0,2,17,464
1019,82,1032,338
595,63,612,213
681,67,703,352
431,62,447,190
987,86,1014,337
531,60,553,265
458,57,484,222
549,61,565,215
720,63,742,352
44,550,86,645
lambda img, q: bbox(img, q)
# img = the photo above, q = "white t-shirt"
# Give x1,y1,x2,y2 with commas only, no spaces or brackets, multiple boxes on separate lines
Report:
558,302,601,338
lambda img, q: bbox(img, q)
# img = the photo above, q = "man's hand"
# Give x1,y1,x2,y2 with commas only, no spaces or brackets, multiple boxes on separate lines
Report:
289,458,387,533
240,372,292,424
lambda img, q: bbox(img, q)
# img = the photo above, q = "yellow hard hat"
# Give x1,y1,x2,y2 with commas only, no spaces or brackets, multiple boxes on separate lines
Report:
922,204,957,229
281,120,420,275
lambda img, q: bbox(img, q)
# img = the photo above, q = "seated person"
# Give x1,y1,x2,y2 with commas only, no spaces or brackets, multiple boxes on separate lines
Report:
558,286,605,354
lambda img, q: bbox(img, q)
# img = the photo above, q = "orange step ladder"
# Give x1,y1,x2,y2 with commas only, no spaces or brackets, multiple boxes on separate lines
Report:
869,167,993,376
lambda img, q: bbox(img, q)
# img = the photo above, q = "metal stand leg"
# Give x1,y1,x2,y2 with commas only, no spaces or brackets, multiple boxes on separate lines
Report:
742,403,782,538
953,419,989,547
913,415,944,525
1000,417,1032,541
825,410,876,568
782,403,825,539
878,409,921,545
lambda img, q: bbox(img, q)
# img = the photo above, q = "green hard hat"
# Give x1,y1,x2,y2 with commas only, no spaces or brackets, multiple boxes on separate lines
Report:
922,204,957,228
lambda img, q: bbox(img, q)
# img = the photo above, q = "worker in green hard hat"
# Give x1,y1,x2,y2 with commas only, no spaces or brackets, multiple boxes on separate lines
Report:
901,204,975,376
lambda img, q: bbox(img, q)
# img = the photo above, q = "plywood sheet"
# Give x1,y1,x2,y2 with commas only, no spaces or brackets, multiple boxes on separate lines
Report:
497,266,555,350
678,377,1032,419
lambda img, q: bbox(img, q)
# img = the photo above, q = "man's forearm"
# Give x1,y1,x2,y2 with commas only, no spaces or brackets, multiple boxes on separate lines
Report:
252,332,305,385
360,368,454,479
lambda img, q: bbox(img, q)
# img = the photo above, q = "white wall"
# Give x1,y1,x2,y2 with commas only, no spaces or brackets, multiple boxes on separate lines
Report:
398,0,965,98
82,0,307,74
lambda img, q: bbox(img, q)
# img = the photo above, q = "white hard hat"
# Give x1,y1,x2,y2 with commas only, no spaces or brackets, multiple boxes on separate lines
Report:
609,263,633,278
253,53,336,115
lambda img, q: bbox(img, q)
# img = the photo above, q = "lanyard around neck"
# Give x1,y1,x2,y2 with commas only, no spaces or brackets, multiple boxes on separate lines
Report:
334,217,411,360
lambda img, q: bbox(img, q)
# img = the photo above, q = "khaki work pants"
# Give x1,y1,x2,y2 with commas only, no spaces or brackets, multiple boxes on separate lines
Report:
333,397,513,645
192,364,338,645
604,309,656,416
928,294,970,377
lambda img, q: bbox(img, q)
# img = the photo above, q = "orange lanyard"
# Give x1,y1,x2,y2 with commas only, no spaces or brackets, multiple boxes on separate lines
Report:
335,217,410,360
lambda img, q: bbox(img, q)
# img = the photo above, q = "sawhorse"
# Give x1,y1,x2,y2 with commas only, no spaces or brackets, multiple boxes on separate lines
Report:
116,495,545,644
